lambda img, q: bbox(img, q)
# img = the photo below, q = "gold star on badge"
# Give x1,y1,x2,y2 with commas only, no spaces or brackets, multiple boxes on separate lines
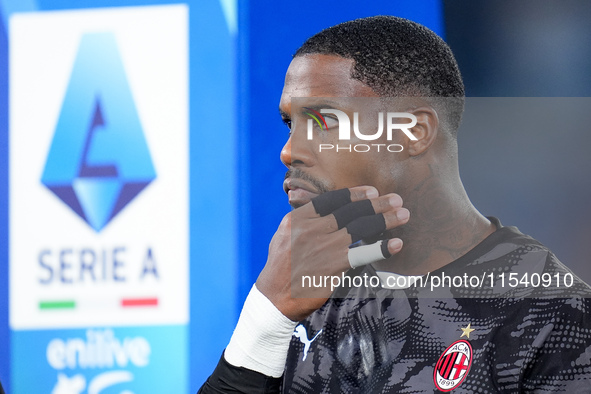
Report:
460,323,475,339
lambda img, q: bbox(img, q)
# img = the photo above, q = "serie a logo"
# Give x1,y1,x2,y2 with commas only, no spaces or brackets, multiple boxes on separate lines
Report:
41,32,156,232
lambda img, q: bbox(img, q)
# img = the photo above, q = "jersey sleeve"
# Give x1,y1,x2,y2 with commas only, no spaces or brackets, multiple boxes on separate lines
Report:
198,284,295,393
521,297,591,392
197,351,282,394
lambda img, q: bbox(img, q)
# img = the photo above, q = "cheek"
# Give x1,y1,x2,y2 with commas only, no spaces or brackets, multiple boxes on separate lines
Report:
317,151,385,190
310,126,408,191
346,152,406,195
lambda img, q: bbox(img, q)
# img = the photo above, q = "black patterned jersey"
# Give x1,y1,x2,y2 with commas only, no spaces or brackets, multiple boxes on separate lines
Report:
284,221,591,393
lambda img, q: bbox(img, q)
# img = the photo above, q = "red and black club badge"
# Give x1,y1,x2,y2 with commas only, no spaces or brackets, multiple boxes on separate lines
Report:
434,336,473,392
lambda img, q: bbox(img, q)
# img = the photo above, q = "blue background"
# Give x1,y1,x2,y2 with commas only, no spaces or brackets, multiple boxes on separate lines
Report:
1,0,591,392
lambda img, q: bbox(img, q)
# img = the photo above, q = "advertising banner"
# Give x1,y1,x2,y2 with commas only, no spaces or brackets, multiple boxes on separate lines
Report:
9,5,189,392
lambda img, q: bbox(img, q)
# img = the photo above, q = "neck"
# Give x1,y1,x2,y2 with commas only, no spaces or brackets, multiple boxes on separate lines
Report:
374,163,495,275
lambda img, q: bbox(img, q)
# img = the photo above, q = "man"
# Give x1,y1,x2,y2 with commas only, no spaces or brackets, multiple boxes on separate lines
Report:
200,16,591,392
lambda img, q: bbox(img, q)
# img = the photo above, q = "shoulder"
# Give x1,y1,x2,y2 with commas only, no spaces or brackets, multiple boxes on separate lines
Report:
434,218,591,298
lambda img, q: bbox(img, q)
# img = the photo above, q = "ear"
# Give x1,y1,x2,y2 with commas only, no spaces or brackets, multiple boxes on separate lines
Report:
407,106,439,156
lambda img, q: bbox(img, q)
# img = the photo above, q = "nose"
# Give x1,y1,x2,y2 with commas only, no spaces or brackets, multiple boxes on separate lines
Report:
280,124,315,168
280,137,292,167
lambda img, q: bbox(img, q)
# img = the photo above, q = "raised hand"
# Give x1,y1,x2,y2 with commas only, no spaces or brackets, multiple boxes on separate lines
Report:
256,186,410,321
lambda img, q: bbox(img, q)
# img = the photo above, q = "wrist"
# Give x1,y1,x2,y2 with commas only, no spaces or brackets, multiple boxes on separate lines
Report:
224,284,298,378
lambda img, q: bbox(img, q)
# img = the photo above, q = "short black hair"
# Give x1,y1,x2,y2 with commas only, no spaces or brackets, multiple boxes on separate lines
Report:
295,15,465,135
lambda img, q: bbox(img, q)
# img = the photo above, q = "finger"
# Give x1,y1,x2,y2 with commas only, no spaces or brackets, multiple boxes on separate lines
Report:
310,186,378,217
331,194,403,230
383,208,410,229
346,214,386,244
345,207,410,243
332,199,375,229
348,238,403,268
312,188,351,216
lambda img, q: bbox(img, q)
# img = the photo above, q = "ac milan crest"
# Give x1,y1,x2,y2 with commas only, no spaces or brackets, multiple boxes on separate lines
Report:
433,339,472,392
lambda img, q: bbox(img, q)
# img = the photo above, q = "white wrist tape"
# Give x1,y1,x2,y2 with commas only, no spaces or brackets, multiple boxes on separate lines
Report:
348,240,389,268
224,284,298,378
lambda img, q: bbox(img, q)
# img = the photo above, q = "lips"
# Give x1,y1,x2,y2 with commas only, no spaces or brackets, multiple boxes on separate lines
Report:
284,178,320,207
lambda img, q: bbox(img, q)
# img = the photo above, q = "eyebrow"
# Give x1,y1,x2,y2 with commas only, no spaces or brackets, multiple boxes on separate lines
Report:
278,100,344,120
301,104,337,113
279,108,290,120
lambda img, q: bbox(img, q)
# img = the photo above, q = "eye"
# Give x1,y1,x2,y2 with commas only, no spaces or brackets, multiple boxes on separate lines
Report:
282,118,292,130
324,116,338,129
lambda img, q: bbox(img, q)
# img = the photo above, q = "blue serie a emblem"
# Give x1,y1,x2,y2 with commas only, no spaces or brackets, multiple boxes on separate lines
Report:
41,32,156,232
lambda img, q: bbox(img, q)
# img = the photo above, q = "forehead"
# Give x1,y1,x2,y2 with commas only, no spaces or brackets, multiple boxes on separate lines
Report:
279,54,378,112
